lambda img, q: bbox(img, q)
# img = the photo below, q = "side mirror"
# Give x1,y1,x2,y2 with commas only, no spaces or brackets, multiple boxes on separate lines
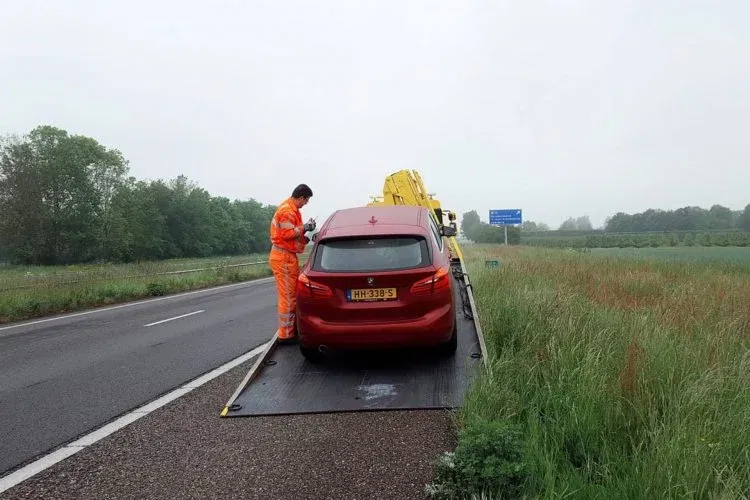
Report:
311,232,318,242
440,226,457,237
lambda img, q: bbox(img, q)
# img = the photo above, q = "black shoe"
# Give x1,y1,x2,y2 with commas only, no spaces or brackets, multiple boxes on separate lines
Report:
277,336,298,345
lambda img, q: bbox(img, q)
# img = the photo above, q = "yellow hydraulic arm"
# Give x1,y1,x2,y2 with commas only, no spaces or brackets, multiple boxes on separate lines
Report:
367,169,464,264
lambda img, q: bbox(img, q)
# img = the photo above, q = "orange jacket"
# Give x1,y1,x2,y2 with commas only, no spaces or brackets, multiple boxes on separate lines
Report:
270,197,307,254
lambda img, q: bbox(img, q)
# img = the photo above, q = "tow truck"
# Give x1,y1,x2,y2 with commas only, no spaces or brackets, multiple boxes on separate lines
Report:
220,170,487,417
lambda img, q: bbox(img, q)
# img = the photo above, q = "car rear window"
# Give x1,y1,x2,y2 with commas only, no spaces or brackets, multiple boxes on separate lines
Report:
313,236,430,272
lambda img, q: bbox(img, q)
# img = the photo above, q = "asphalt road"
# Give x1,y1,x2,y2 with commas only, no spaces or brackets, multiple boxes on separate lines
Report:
0,278,277,476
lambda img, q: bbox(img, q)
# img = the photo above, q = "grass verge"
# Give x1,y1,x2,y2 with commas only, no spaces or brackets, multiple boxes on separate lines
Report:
0,253,299,324
427,244,750,499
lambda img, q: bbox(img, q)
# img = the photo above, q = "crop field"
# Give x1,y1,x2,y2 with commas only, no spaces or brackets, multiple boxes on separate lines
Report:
427,244,750,499
520,230,750,250
0,253,277,324
590,246,750,263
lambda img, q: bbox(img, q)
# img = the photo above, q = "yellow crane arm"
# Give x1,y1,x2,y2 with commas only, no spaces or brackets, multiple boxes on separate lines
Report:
367,169,464,264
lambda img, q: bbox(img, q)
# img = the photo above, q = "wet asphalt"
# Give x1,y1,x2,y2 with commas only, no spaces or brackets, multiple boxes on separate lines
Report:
1,351,457,499
0,279,277,475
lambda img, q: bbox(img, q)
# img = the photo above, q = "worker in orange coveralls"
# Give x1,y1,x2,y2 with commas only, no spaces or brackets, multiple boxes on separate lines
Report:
269,184,315,344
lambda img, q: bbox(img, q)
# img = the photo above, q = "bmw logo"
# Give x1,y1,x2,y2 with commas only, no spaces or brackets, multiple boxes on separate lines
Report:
367,277,375,286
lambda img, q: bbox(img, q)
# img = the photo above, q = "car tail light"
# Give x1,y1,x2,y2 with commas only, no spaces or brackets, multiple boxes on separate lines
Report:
409,266,451,294
297,273,334,298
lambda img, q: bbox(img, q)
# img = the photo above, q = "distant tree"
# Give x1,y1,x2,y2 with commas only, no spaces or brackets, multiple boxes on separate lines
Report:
602,204,750,232
461,210,481,240
559,217,577,231
0,125,277,265
521,220,551,232
708,204,735,229
558,215,593,231
0,126,128,264
739,204,750,231
575,216,593,231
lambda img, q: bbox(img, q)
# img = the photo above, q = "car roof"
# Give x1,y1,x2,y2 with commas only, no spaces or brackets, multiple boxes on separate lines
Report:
318,205,430,239
327,205,424,228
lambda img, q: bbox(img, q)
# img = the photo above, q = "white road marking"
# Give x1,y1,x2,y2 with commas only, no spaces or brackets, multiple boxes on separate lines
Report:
0,277,274,334
144,310,205,327
0,340,271,494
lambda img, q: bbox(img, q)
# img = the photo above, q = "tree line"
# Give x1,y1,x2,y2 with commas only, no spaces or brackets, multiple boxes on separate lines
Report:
460,202,750,247
604,205,750,232
0,126,277,265
522,231,750,249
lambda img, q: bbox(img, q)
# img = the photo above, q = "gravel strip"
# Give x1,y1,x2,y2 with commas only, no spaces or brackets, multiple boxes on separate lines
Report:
2,354,457,499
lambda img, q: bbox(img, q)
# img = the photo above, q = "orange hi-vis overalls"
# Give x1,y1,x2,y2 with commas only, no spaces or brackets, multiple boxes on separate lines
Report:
269,197,308,340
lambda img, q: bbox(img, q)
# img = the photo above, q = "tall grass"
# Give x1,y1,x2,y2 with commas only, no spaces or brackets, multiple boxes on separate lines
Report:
431,245,750,499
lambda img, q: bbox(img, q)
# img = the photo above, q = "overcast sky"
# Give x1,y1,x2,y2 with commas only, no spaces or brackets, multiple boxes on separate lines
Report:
2,0,748,229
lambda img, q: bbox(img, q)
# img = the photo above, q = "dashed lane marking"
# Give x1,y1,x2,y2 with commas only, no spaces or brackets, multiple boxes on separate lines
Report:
144,310,205,327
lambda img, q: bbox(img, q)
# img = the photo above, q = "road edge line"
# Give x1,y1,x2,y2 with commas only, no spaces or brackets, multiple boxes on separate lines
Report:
0,341,270,494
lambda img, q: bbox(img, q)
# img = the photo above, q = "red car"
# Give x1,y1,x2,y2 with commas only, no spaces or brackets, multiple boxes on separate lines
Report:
295,205,457,363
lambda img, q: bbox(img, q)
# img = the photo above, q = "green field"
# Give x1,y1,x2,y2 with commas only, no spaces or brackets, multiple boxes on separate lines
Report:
0,253,280,324
520,230,750,249
427,245,750,499
590,246,750,263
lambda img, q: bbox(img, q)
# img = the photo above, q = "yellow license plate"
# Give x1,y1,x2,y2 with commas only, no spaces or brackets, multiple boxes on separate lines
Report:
347,287,397,301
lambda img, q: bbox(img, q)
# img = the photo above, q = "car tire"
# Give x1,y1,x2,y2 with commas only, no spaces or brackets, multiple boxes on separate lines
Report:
437,320,458,356
300,345,325,364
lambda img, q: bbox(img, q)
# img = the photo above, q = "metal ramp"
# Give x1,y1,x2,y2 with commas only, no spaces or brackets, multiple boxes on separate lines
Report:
221,266,487,417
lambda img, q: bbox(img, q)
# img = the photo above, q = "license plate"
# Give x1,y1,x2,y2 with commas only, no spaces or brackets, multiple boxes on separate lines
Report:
347,287,397,301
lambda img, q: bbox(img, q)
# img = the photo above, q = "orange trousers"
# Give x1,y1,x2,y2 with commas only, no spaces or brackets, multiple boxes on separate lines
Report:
269,249,299,339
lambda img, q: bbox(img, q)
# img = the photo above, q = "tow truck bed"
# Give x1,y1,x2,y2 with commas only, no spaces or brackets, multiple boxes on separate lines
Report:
222,280,483,417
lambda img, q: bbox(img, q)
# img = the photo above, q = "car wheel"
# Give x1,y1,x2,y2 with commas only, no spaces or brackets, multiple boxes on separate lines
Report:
299,345,326,364
437,320,458,356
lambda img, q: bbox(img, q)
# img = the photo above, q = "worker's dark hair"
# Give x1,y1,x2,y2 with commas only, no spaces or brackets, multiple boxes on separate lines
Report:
292,184,313,199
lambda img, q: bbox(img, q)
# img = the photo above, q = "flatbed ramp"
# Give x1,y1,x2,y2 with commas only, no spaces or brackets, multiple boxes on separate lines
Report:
221,269,486,418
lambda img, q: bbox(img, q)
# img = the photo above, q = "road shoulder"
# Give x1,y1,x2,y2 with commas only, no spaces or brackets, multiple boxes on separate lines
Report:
1,352,457,499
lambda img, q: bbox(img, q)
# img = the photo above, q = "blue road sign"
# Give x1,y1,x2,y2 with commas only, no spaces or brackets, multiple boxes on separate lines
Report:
489,209,522,225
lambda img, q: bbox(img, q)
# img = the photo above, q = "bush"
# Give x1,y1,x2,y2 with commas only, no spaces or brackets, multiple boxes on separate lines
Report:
146,282,168,296
426,419,530,499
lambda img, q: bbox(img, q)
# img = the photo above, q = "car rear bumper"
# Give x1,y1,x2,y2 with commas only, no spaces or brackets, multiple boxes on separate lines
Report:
296,302,455,349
